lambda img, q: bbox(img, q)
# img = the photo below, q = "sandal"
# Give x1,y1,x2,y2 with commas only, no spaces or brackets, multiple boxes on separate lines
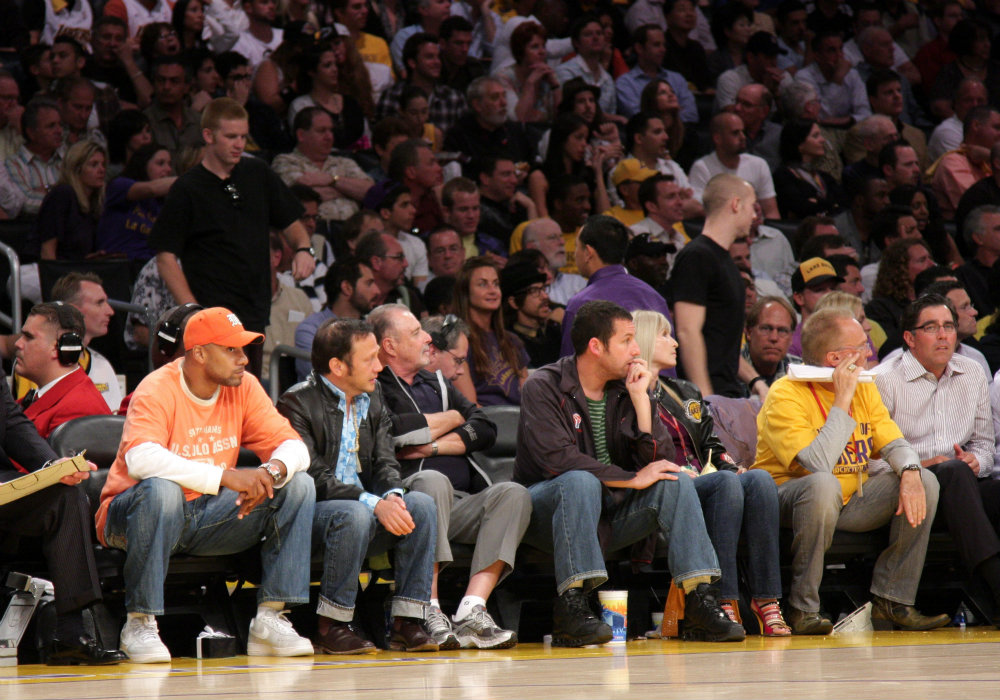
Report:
751,598,791,636
720,599,742,625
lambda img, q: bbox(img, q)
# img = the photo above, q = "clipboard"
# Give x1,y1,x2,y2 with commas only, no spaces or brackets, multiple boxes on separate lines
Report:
0,452,90,506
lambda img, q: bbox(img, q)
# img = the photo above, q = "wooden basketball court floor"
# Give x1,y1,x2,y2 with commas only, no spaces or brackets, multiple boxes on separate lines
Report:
5,628,1000,700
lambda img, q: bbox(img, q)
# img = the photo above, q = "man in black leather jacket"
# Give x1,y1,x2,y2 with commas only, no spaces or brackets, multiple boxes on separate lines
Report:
277,318,439,655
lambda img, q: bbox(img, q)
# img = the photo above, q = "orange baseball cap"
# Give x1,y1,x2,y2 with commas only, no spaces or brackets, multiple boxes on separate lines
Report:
183,307,264,350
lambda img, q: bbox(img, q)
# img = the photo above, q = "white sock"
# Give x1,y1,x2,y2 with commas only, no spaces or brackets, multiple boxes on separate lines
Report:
430,598,441,609
454,596,487,622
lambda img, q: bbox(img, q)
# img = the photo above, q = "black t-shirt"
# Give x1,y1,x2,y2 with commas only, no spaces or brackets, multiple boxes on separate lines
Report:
512,320,562,369
669,234,745,398
149,157,303,331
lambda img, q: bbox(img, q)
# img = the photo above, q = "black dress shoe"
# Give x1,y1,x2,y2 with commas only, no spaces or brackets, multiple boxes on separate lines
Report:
43,635,129,666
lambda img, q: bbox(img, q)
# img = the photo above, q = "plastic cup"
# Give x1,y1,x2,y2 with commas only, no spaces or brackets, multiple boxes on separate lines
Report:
597,590,628,643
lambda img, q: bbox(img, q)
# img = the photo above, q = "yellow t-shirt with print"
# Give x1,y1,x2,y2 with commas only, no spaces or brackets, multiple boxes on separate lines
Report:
751,377,904,504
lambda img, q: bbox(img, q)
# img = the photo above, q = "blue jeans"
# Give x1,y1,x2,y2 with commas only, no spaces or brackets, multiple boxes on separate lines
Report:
523,470,721,594
104,474,315,616
694,470,782,599
313,491,435,622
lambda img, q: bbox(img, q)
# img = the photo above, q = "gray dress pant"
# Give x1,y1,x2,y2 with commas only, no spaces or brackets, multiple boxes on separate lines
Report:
777,469,939,613
404,470,532,581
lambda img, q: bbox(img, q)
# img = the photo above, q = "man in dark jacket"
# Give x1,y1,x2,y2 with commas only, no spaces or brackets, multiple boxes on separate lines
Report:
277,318,438,654
371,304,530,650
0,365,126,665
515,300,743,646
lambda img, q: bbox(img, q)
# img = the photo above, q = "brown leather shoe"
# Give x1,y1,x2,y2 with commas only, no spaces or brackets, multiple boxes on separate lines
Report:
871,596,950,631
389,617,439,652
786,606,833,635
314,621,377,655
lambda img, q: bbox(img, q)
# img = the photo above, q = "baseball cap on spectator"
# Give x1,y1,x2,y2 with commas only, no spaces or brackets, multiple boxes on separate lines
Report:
611,158,658,187
791,257,844,293
746,31,788,56
500,262,548,301
626,233,675,259
184,307,265,350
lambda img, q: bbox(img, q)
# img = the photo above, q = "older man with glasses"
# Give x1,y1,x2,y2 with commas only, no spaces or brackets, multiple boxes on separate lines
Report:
873,293,1000,623
743,295,801,389
753,305,949,634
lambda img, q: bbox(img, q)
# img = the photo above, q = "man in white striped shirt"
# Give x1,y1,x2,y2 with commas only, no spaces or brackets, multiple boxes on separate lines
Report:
874,293,1000,620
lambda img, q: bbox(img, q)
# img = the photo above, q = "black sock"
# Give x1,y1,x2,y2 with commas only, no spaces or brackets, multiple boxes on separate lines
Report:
55,610,87,641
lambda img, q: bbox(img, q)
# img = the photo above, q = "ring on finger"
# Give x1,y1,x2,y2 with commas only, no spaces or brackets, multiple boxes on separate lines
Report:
847,363,857,371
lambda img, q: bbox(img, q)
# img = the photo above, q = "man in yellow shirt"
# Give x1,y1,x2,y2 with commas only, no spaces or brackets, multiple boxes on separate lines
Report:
753,306,949,634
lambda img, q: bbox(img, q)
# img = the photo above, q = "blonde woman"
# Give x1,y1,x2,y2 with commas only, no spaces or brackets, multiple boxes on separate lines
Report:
36,139,107,261
632,309,790,636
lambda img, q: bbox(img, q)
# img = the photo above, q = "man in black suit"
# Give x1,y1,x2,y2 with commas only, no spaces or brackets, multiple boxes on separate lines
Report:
0,366,126,665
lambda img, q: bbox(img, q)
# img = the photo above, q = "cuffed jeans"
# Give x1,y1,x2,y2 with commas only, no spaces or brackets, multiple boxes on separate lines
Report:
405,469,532,581
694,469,782,600
104,474,315,616
523,470,721,594
313,491,435,622
777,469,939,613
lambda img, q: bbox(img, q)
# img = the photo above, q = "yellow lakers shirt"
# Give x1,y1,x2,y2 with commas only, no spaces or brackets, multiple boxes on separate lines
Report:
752,377,903,504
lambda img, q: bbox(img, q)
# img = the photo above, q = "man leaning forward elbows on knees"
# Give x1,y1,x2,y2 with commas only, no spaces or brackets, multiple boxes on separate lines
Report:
277,318,440,654
752,306,950,634
515,300,744,646
96,307,316,663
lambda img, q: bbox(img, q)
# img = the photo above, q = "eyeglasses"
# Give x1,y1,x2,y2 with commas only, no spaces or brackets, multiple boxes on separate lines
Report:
223,181,241,208
228,72,251,82
158,29,178,39
911,322,957,335
446,349,467,367
520,284,550,297
754,324,792,337
381,253,406,262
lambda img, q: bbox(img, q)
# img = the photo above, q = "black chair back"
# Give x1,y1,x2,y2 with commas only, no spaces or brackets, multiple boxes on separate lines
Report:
471,405,520,484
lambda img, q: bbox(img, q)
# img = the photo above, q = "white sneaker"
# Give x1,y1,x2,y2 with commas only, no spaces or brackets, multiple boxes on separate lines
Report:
119,614,171,663
247,608,314,657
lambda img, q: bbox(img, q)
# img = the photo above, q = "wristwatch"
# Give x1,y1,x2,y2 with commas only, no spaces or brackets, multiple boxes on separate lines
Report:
431,441,439,457
900,464,921,474
259,462,282,482
295,246,315,257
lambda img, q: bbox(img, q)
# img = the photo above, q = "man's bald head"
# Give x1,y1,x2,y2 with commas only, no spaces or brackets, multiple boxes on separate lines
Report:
703,173,754,218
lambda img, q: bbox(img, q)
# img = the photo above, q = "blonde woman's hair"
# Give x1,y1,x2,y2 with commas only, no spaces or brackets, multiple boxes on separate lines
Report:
632,309,671,370
815,290,862,320
60,139,106,216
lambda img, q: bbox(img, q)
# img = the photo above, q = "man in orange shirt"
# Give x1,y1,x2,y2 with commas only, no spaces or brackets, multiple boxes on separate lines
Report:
96,307,316,663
